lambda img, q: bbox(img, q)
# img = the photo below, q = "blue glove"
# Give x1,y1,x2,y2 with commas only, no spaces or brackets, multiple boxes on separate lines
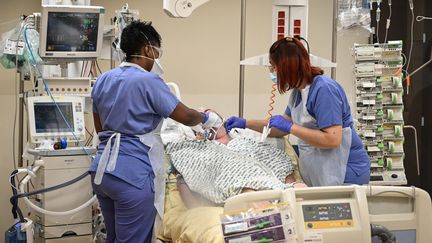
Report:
224,116,246,132
269,115,293,133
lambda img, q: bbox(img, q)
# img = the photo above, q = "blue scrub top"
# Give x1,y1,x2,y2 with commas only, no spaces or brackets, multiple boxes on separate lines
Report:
90,63,180,189
285,75,370,177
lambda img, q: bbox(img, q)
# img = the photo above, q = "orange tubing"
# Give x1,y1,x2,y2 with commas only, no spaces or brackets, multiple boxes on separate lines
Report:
267,84,277,120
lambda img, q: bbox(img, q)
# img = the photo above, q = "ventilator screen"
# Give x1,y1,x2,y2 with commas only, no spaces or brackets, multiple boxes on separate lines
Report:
34,102,74,133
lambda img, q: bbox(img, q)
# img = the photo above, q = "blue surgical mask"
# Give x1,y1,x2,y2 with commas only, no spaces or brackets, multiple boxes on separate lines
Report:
269,72,277,84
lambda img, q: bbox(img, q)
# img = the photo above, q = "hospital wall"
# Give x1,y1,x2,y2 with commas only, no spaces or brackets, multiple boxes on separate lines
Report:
0,0,368,235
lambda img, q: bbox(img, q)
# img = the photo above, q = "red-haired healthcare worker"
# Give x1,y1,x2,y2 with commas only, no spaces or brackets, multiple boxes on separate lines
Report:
225,37,370,187
90,21,222,242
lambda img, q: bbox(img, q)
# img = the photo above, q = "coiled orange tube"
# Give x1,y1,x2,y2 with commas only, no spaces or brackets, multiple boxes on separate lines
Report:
267,84,277,120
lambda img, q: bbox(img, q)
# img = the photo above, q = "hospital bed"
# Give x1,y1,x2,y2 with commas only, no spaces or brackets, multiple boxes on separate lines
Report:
156,83,432,243
158,165,432,242
158,130,303,242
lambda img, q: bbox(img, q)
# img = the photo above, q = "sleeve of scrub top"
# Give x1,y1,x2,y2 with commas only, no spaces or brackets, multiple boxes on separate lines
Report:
144,76,180,118
308,81,343,129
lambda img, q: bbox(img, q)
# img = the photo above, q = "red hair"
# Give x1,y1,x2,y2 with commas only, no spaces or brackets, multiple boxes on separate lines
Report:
269,37,323,94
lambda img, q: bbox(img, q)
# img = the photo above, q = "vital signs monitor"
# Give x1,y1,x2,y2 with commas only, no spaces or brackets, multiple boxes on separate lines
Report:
39,5,105,59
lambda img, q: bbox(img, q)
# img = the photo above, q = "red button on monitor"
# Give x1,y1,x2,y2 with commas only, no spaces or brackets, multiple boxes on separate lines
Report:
294,27,301,35
278,34,285,40
278,19,285,26
294,19,301,26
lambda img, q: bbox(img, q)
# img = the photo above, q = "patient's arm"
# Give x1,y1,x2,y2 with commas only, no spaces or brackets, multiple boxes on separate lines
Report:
285,174,296,184
285,174,307,188
246,114,292,138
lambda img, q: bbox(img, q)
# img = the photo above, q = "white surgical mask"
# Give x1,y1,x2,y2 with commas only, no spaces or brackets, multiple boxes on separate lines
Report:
135,31,165,76
269,72,278,84
129,55,164,76
152,58,164,76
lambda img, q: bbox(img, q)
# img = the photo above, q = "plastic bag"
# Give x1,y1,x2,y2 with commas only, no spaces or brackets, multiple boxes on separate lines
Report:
0,23,23,69
112,4,139,62
337,0,371,32
0,21,42,70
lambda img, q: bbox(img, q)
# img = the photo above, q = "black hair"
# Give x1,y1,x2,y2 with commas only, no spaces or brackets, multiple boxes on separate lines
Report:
120,20,162,61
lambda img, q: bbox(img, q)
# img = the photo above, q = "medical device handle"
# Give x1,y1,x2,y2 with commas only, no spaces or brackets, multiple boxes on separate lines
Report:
403,125,420,176
224,190,286,212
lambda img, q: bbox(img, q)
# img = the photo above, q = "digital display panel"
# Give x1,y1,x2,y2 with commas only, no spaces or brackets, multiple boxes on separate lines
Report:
46,12,100,52
34,102,74,133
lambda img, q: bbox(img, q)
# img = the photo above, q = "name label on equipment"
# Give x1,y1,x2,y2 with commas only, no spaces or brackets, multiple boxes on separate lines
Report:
4,39,25,55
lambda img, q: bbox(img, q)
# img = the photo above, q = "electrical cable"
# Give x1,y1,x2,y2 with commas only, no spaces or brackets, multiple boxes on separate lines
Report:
416,16,432,21
95,60,103,75
9,170,25,222
406,1,415,72
80,61,85,77
296,36,310,54
384,0,392,43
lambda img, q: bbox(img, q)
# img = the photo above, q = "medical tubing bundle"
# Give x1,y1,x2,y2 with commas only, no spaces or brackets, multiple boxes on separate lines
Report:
9,170,25,222
11,169,97,216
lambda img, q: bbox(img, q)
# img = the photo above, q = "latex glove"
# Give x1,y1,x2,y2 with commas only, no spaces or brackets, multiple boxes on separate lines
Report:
224,116,246,132
269,115,293,133
202,111,223,129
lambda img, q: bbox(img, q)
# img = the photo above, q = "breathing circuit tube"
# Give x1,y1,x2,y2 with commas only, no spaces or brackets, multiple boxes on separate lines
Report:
10,171,97,216
11,171,89,200
370,224,396,243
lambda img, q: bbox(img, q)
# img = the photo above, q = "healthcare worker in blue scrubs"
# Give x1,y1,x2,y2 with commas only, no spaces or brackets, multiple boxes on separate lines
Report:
90,21,222,243
225,36,370,187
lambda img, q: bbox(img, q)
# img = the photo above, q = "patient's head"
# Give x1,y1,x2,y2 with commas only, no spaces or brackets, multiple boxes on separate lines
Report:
204,109,231,145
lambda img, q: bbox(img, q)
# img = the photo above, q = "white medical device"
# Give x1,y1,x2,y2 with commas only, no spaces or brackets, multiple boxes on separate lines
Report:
163,0,209,18
39,5,105,59
27,96,86,144
224,186,432,243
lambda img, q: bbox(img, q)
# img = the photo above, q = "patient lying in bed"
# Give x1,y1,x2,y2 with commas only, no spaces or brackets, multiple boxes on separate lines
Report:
165,118,305,208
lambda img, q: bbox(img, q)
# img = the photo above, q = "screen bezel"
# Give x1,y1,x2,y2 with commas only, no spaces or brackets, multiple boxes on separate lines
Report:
39,5,105,59
27,96,85,144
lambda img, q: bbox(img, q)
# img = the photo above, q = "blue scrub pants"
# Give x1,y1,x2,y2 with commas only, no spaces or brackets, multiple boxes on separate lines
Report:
344,165,370,185
90,173,156,243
